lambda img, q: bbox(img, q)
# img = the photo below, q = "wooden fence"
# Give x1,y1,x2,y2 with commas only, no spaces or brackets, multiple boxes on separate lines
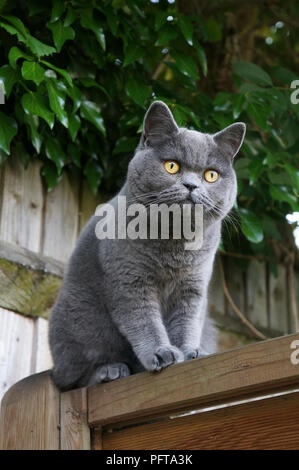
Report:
1,333,299,450
0,154,298,405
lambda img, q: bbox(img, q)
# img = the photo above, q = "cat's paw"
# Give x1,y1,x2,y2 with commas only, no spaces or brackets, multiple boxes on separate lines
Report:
182,347,208,361
90,362,131,385
148,346,184,372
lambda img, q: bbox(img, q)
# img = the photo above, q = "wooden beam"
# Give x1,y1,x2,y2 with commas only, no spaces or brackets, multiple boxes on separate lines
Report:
88,333,299,427
0,240,64,318
100,390,299,450
0,370,60,450
60,387,90,450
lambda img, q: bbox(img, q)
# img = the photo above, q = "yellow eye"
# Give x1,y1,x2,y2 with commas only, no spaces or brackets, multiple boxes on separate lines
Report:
204,169,219,183
164,160,180,174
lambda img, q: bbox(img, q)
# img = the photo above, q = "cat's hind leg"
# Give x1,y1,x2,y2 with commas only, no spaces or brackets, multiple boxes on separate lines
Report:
86,362,131,387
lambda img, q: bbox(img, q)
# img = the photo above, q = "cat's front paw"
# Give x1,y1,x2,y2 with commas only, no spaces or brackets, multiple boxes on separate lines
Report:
147,346,184,372
182,347,208,361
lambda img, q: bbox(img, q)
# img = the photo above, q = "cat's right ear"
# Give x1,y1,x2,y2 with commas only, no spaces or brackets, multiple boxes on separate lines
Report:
141,101,179,146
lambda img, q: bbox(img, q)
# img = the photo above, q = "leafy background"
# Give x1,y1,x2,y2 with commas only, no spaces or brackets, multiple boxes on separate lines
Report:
0,0,298,268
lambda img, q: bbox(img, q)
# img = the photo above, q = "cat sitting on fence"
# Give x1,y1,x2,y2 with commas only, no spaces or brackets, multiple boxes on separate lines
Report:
49,101,245,391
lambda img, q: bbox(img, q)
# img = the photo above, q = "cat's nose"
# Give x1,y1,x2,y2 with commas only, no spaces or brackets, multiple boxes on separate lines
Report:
183,181,198,191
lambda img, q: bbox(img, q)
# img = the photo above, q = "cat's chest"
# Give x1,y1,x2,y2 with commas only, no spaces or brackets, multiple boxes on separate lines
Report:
156,265,200,314
153,249,213,314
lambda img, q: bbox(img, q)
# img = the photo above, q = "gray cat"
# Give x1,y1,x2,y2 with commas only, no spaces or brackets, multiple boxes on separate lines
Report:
49,101,245,391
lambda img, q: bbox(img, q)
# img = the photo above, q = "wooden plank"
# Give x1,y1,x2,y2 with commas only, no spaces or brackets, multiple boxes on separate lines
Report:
0,308,34,403
0,156,43,252
78,180,109,235
209,256,225,316
100,390,299,450
91,427,103,450
225,257,245,318
88,333,299,427
0,156,49,398
33,318,53,373
0,240,64,276
60,388,90,450
0,370,60,450
210,310,279,340
269,265,288,334
42,171,79,262
0,241,63,317
247,259,268,329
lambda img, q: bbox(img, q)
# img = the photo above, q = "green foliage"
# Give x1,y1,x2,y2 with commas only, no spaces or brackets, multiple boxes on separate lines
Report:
0,0,298,261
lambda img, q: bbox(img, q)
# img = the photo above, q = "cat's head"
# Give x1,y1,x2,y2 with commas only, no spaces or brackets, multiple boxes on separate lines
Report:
127,101,245,224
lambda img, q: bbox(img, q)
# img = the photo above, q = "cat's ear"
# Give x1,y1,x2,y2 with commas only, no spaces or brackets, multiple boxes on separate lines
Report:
142,101,179,146
213,122,246,159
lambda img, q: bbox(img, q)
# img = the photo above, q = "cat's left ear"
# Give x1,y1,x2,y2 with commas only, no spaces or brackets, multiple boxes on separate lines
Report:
213,122,246,160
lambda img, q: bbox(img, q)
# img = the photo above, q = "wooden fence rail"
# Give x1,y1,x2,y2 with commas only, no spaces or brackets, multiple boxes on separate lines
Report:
1,333,299,450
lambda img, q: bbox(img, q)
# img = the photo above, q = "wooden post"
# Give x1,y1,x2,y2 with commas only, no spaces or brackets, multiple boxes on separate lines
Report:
0,370,90,450
60,388,90,450
0,371,60,450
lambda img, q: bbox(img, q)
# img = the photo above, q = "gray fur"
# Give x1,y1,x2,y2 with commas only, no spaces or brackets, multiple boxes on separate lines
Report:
49,101,245,391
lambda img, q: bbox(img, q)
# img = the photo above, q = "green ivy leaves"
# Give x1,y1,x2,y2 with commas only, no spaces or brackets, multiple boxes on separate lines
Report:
46,80,68,128
0,64,19,96
21,92,54,129
123,44,144,67
80,102,106,136
0,112,18,154
21,61,45,86
171,51,198,79
45,137,66,174
84,160,103,195
47,19,75,52
238,208,264,244
80,14,105,51
0,14,56,57
233,61,273,87
126,79,150,107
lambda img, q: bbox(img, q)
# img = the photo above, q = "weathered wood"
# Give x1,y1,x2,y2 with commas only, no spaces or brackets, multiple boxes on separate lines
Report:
0,156,55,398
78,180,109,235
60,387,90,450
91,427,103,450
33,318,53,373
209,257,225,317
225,257,245,318
0,241,63,317
88,333,299,427
1,334,299,450
211,310,281,340
0,156,43,252
269,265,288,334
100,390,299,450
0,308,34,401
0,240,64,276
216,325,255,352
0,370,60,450
247,259,268,329
42,171,79,262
